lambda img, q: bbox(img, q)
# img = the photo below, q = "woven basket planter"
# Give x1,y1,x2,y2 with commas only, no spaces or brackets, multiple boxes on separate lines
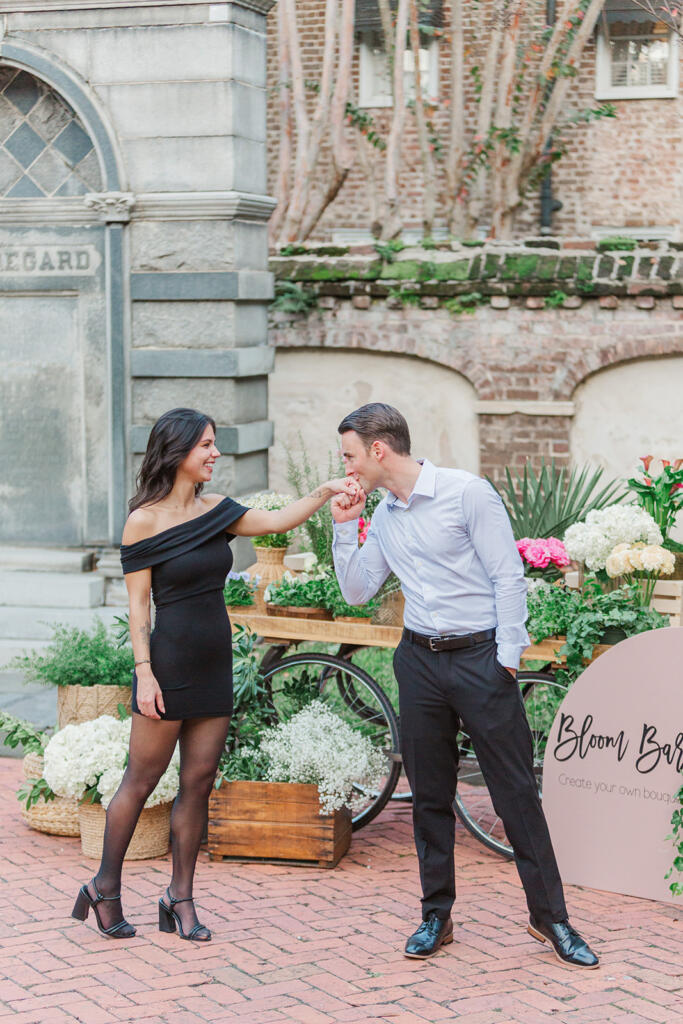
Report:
372,589,405,627
20,752,80,837
79,800,172,860
57,683,133,728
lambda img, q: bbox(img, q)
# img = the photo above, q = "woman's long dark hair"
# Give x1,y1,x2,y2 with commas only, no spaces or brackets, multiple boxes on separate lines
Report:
129,408,216,513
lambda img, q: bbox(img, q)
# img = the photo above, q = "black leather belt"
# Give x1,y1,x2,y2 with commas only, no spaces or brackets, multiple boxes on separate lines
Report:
402,627,496,653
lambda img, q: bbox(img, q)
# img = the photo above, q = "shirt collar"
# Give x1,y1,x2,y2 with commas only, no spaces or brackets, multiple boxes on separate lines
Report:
386,459,436,509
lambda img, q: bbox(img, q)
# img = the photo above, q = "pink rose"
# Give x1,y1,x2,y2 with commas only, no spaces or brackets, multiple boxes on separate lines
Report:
524,541,551,569
516,538,532,558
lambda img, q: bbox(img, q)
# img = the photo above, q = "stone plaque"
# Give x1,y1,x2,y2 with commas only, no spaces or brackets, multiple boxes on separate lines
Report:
543,627,683,905
0,295,84,543
0,245,100,276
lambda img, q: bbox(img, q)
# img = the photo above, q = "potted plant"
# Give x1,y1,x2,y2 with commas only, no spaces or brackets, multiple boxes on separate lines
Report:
0,710,81,837
627,456,683,578
13,620,134,728
265,568,333,619
238,490,297,610
41,712,179,860
516,537,571,582
224,570,258,612
208,627,386,866
209,700,386,867
323,573,382,623
526,578,667,685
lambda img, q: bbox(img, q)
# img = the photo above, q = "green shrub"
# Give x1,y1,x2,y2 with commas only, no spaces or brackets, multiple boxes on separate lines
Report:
14,620,134,688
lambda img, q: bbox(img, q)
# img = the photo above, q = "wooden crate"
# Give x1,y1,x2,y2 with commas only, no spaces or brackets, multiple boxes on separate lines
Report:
651,579,683,628
208,780,352,868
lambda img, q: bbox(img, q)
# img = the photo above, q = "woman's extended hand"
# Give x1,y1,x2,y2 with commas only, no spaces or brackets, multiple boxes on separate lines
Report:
321,477,364,502
135,667,166,719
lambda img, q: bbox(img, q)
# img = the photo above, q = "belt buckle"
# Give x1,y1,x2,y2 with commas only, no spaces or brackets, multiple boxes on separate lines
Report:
428,635,442,652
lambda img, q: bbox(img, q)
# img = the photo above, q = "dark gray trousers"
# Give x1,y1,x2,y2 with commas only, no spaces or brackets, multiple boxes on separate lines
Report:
393,635,567,923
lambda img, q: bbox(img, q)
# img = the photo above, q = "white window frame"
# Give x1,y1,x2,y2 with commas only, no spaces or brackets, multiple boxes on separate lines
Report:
595,24,678,99
358,32,439,108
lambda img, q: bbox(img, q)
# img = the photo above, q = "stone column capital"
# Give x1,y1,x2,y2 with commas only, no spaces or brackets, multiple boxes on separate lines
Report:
84,192,136,224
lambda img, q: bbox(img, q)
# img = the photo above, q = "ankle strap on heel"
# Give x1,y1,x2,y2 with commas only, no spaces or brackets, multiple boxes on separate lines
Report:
91,879,122,903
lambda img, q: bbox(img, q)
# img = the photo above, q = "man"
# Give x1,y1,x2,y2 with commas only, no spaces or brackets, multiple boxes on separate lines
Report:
330,403,598,970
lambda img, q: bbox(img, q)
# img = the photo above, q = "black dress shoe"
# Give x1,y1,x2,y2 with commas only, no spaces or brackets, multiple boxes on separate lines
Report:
404,912,454,959
528,916,599,969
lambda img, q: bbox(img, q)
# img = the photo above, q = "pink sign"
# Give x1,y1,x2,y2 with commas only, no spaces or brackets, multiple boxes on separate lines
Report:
542,626,683,905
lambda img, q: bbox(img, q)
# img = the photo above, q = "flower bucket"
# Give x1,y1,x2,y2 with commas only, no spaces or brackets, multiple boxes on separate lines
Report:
21,752,80,837
57,684,133,728
79,801,172,861
248,547,288,613
208,780,351,868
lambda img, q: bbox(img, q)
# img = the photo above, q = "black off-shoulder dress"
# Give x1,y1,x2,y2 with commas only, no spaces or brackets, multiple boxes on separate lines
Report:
120,497,249,721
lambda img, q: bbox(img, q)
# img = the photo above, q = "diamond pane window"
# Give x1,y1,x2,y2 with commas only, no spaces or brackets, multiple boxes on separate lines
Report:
0,67,103,198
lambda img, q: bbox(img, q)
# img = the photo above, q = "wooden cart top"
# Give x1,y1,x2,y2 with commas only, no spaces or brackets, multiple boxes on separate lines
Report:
228,610,611,665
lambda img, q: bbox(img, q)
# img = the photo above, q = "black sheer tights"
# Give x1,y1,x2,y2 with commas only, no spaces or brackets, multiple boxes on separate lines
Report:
89,713,230,934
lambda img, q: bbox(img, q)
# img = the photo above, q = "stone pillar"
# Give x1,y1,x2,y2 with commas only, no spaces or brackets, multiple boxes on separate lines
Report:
0,0,275,545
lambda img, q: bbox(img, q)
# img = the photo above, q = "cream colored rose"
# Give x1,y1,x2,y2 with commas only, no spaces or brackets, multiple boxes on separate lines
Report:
605,549,631,578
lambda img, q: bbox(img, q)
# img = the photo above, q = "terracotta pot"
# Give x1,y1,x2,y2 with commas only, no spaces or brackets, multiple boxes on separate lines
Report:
246,547,288,613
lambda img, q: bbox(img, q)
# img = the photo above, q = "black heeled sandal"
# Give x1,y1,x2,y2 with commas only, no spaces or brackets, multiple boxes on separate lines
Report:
71,879,136,938
158,888,211,941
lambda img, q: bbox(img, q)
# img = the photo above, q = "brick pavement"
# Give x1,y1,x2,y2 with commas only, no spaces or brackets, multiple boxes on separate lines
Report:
1,759,682,1024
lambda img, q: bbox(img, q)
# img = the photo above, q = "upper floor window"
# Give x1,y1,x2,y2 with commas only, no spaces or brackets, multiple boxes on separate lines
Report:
596,0,678,99
358,30,439,107
355,0,442,108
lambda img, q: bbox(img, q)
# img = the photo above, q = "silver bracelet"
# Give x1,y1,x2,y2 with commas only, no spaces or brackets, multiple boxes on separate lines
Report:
135,659,151,667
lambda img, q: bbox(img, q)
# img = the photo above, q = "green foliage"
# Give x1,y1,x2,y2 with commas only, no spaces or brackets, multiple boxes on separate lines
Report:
489,459,625,540
665,782,683,897
322,574,382,619
218,627,318,783
544,289,567,309
374,239,405,263
443,291,485,315
113,613,130,649
17,776,55,811
0,711,47,754
345,101,386,151
528,579,667,687
223,573,257,607
279,244,308,256
272,280,317,314
286,437,343,566
387,286,422,307
14,620,134,688
596,236,638,252
266,572,330,609
627,461,683,541
420,236,438,250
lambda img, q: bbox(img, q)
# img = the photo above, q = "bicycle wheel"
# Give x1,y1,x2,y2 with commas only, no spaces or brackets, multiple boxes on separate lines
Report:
259,652,402,831
454,671,567,859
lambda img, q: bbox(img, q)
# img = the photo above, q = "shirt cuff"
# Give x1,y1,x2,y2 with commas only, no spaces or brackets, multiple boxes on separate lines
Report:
332,520,359,544
496,645,526,671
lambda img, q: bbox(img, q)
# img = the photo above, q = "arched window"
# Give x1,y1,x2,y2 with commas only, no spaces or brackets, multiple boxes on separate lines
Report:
0,67,103,197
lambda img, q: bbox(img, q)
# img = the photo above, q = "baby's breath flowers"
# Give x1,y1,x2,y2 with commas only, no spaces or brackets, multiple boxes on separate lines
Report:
237,491,296,548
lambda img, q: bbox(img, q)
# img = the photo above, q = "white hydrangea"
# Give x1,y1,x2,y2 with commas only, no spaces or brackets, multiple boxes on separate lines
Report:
259,700,388,815
564,505,662,571
43,714,179,809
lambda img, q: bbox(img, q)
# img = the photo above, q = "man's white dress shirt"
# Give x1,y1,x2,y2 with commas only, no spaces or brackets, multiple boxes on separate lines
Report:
332,459,530,669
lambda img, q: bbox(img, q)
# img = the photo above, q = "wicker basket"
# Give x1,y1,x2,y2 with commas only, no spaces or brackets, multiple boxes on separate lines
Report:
57,683,133,728
20,752,80,837
79,800,172,860
372,589,405,627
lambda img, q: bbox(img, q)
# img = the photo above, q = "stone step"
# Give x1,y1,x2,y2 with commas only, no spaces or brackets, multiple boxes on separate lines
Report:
0,546,95,573
0,571,105,609
0,638,52,668
0,606,124,641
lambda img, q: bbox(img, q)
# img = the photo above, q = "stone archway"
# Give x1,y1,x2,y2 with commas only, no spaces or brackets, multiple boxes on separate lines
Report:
0,49,126,545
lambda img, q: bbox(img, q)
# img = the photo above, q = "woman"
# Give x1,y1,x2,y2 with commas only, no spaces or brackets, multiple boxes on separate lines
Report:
72,407,359,941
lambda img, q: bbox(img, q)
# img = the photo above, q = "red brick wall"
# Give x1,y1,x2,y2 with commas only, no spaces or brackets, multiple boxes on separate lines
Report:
265,3,682,241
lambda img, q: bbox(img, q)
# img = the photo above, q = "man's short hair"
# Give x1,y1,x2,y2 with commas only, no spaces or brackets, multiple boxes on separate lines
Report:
337,403,411,456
